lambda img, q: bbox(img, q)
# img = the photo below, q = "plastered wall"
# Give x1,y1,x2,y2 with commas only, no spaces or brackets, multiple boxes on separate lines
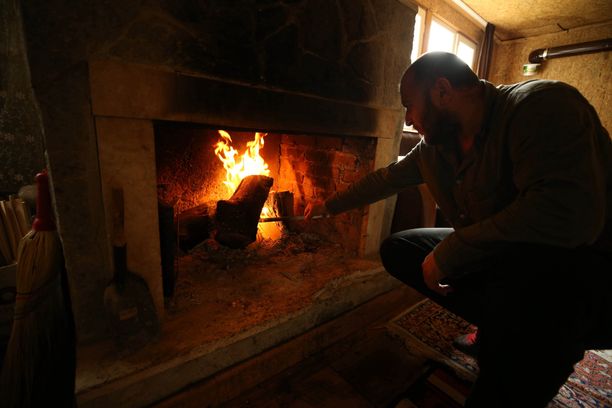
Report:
489,21,612,133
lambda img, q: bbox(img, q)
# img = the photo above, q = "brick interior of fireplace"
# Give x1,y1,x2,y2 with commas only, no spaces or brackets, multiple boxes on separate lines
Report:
153,122,379,319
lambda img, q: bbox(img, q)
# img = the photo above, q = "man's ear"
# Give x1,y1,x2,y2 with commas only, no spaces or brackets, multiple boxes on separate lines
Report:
430,77,453,107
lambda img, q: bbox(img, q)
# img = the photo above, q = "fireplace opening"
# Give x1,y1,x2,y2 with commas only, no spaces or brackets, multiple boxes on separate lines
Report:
153,121,380,320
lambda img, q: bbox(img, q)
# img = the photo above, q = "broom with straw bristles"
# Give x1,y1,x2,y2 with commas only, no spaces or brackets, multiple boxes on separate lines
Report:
0,170,76,407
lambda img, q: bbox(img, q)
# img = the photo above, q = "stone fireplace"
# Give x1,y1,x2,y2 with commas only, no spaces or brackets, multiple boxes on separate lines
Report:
18,0,417,406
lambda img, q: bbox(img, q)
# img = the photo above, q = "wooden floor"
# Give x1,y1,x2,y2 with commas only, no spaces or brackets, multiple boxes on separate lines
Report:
220,323,426,407
152,286,473,408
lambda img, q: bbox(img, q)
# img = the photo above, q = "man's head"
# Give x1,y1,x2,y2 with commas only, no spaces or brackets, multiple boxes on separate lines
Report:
400,52,480,146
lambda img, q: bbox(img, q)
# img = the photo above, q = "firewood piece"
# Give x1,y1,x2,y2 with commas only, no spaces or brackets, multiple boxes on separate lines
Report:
177,201,216,251
158,201,176,297
215,175,274,248
267,191,294,219
260,191,294,237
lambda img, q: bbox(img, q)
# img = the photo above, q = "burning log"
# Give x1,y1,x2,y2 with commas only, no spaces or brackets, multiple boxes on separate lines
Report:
158,200,177,296
176,201,216,252
177,190,294,251
266,191,294,219
215,175,274,248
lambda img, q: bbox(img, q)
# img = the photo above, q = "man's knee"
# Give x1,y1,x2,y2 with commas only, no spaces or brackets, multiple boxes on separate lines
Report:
379,235,399,278
379,231,427,285
380,228,444,262
379,235,399,269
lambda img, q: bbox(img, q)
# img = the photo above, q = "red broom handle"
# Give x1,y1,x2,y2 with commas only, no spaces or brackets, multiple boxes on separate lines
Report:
32,169,56,232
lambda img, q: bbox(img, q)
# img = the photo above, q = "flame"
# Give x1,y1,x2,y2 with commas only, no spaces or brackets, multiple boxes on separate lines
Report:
214,130,270,195
214,130,281,240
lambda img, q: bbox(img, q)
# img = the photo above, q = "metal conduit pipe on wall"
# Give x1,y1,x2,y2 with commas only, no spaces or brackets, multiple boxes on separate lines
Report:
529,38,612,63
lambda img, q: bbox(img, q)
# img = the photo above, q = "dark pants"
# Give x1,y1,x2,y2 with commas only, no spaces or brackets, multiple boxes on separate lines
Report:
380,228,612,408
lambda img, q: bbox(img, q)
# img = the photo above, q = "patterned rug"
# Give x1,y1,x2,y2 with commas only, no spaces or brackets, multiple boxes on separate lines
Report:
388,299,612,407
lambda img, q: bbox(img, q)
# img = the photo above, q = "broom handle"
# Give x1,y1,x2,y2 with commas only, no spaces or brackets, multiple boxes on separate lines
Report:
32,170,56,232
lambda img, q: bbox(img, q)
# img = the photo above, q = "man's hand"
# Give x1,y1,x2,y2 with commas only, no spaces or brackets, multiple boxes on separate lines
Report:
422,251,454,296
304,199,329,220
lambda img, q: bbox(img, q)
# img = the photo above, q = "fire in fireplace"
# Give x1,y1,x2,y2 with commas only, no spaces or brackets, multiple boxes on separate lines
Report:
154,122,378,300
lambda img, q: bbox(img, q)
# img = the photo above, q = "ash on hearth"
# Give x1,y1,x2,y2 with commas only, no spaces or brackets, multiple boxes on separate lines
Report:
190,231,335,268
165,231,349,317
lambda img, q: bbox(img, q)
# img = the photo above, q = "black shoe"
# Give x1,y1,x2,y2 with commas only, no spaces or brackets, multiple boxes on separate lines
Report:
452,330,480,358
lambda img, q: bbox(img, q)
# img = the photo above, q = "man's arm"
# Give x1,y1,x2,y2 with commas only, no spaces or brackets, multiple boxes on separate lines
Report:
434,88,608,277
321,144,425,215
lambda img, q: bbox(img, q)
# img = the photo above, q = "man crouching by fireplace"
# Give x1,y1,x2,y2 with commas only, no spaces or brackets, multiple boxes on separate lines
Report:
305,51,612,407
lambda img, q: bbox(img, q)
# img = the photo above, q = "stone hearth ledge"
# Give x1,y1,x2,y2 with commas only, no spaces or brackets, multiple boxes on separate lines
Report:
76,261,400,408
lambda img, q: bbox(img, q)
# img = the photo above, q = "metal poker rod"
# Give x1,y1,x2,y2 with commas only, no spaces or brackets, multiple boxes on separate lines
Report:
258,215,329,223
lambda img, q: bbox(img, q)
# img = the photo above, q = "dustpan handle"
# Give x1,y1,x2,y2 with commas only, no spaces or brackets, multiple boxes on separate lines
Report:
32,169,56,232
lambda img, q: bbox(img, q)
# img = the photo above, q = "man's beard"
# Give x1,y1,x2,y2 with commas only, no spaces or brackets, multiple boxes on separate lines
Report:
421,96,462,146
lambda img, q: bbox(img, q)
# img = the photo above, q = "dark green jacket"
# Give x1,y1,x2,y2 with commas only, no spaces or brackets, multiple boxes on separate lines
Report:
326,80,612,277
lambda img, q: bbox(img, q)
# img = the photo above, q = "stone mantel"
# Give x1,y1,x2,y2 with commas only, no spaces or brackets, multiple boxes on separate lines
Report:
90,60,403,140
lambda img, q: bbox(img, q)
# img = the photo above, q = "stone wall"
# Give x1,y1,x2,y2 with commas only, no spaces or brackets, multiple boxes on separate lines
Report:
23,0,415,109
489,21,612,132
18,0,416,343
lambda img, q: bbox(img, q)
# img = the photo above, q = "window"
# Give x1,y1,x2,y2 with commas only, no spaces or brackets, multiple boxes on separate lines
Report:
427,19,455,53
410,8,426,64
404,9,479,132
456,36,476,68
410,9,478,68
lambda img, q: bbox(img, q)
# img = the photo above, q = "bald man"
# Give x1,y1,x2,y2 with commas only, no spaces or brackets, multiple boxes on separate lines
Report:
305,51,612,407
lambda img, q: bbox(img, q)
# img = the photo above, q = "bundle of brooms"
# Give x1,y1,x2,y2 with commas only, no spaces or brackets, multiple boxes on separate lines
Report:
0,170,76,407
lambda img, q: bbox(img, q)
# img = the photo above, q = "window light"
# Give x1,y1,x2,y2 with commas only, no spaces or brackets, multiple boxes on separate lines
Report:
410,10,424,63
457,39,476,67
427,20,455,53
